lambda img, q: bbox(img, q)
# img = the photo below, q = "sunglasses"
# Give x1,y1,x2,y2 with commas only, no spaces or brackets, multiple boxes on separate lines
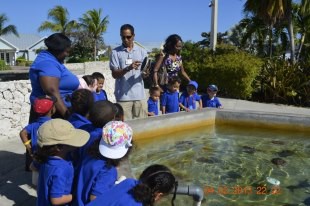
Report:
121,35,133,39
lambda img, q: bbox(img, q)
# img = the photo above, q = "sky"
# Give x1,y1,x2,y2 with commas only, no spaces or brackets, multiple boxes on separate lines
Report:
1,0,245,49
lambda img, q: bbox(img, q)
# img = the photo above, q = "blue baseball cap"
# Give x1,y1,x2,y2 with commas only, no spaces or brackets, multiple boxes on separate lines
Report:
188,81,198,90
208,84,218,92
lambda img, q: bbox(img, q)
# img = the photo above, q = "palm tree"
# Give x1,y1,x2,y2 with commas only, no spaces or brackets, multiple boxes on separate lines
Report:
301,0,310,14
296,0,310,61
79,9,109,61
198,32,229,48
238,16,269,56
0,14,18,36
38,5,78,35
243,0,294,61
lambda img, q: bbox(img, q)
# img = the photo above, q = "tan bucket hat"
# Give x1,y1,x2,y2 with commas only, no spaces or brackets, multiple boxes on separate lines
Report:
37,118,90,147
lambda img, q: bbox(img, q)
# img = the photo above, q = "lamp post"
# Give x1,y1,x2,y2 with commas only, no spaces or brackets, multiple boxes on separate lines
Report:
210,0,218,51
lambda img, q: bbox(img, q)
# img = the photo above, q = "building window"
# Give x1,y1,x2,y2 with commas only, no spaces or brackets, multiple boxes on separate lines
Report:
6,53,10,64
0,53,4,61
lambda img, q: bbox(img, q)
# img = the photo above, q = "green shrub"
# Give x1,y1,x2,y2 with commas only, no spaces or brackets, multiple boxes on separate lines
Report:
253,59,310,106
25,61,33,66
16,58,27,66
16,58,33,66
99,56,109,62
182,43,263,99
66,57,88,63
0,60,11,70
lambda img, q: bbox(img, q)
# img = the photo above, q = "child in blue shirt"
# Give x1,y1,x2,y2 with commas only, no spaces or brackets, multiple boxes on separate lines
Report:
201,84,223,108
86,164,177,206
161,77,181,114
147,86,160,116
68,89,95,166
69,89,94,129
77,100,117,165
73,121,133,206
179,80,202,111
92,72,108,101
20,95,56,181
82,75,98,92
114,103,124,121
34,119,89,206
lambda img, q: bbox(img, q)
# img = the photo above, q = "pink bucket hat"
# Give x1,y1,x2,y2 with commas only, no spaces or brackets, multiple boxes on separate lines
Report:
99,121,133,159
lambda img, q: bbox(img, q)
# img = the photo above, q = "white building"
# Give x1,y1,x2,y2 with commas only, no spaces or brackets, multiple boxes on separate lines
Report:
0,34,46,65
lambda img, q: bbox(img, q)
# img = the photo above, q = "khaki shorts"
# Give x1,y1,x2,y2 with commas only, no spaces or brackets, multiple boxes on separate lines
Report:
117,100,147,120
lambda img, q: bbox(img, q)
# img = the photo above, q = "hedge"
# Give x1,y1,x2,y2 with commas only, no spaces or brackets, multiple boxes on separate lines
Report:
182,43,263,99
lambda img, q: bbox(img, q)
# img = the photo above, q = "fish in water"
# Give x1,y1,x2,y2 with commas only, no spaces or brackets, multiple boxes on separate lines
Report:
242,146,256,154
277,150,294,157
287,179,310,192
271,140,285,145
271,158,287,166
226,171,242,179
175,141,193,149
196,156,221,164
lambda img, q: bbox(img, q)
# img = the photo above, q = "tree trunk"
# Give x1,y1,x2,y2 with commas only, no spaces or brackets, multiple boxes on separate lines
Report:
94,39,97,61
269,26,273,58
287,14,295,63
296,33,305,61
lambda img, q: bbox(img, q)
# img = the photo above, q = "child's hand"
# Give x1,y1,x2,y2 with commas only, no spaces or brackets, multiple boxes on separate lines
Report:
29,162,38,172
25,144,32,155
185,108,190,112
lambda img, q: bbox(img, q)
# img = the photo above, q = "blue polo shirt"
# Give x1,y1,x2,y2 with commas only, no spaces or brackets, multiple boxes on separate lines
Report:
179,92,201,110
69,113,92,129
24,116,52,153
110,44,147,101
93,90,108,102
37,157,74,206
67,113,92,166
161,91,179,113
86,179,142,206
76,127,102,166
29,50,79,107
73,155,117,206
201,95,222,108
147,97,159,115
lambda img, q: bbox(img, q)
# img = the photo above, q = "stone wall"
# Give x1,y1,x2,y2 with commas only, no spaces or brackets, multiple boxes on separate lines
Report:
0,61,115,140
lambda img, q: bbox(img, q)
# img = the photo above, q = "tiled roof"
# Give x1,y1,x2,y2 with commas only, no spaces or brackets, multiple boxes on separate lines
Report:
0,34,45,50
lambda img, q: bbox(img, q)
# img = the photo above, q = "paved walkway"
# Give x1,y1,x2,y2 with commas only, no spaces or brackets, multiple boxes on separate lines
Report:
0,98,309,205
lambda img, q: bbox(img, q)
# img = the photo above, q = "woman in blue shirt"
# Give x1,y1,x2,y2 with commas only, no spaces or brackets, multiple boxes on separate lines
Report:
29,33,79,123
26,33,79,171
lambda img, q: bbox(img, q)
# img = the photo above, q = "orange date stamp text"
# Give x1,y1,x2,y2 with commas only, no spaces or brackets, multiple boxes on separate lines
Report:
204,185,281,195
